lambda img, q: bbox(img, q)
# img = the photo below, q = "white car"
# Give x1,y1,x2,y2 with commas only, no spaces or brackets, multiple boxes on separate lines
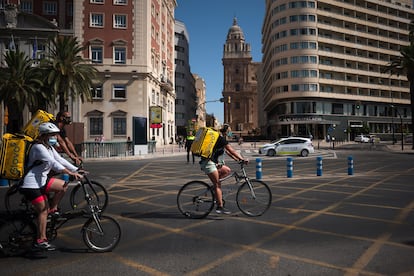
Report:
354,134,370,143
259,137,314,157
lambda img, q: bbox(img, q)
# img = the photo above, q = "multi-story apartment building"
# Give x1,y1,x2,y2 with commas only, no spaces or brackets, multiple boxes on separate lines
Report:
262,0,413,141
174,20,196,137
1,0,177,153
77,0,177,151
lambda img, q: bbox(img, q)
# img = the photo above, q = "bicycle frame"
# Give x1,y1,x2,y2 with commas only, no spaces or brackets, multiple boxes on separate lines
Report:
219,162,258,199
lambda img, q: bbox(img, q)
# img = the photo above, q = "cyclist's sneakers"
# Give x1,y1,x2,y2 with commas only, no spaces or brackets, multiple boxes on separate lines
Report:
48,209,60,218
47,210,60,221
215,206,231,215
34,239,56,251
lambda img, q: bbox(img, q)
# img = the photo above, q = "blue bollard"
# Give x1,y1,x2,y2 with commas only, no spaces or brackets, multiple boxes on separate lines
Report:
348,156,354,175
287,157,293,178
256,158,262,180
0,178,9,186
61,174,70,183
317,156,323,176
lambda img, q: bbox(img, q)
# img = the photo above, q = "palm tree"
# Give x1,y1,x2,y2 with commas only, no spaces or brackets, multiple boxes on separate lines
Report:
42,36,98,112
384,21,414,149
0,50,49,131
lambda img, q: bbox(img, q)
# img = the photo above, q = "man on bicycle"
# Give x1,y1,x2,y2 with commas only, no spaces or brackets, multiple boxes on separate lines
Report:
199,124,248,214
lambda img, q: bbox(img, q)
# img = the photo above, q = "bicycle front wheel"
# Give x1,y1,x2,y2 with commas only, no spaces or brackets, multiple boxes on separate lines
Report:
0,217,37,257
177,181,214,219
82,215,121,252
236,179,272,217
70,181,108,212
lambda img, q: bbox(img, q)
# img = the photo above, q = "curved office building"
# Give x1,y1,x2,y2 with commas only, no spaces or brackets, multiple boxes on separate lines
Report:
262,0,413,141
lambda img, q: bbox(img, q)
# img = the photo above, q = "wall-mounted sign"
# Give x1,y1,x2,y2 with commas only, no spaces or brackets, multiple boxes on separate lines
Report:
150,106,162,128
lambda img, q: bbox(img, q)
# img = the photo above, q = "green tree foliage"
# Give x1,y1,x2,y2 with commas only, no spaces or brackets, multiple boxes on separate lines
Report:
384,20,414,149
0,50,48,113
42,36,98,111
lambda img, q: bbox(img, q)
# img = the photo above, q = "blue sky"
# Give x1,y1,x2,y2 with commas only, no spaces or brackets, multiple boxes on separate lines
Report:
175,0,265,123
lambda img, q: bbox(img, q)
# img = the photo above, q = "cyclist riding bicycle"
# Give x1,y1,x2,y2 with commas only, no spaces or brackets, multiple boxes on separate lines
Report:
19,122,82,251
199,124,248,214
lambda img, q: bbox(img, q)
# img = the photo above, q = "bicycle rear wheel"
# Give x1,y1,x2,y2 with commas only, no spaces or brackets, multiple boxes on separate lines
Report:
236,179,272,217
82,215,121,252
4,181,29,213
0,216,37,257
177,181,214,219
70,180,108,212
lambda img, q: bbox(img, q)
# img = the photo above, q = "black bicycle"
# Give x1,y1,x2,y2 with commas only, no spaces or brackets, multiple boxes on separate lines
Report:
177,161,272,219
4,170,108,213
0,172,121,257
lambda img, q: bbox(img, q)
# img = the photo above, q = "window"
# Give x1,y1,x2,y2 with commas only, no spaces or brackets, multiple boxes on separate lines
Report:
114,14,127,28
91,0,104,3
112,84,126,99
20,1,33,13
114,0,127,4
90,13,104,27
90,117,103,136
332,103,344,114
91,85,103,99
91,46,103,63
114,47,126,64
43,1,57,15
113,117,126,135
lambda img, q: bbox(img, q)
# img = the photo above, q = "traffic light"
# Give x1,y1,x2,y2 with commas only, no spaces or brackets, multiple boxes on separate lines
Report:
219,96,231,104
356,101,361,109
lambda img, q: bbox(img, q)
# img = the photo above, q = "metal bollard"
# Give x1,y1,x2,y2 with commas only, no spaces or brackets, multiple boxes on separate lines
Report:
287,157,293,178
0,179,8,186
317,156,323,176
348,156,354,175
256,158,262,180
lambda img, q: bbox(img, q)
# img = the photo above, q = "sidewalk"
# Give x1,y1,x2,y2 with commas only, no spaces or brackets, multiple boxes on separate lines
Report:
85,139,414,161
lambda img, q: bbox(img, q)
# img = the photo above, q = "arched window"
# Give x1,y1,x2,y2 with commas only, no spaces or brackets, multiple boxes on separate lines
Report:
235,83,241,91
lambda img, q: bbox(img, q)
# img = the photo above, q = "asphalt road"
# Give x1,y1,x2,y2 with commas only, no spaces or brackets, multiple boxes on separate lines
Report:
1,145,414,275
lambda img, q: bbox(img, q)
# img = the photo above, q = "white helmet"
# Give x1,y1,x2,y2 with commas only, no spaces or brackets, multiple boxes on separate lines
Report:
38,122,60,135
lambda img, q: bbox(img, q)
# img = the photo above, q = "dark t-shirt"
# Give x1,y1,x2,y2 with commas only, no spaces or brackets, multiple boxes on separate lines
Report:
211,135,228,163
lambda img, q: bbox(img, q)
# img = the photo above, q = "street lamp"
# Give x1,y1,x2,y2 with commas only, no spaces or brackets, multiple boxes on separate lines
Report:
390,105,403,151
195,97,231,128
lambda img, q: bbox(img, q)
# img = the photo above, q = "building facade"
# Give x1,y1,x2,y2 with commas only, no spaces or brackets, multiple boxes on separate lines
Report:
222,17,260,139
0,3,59,135
193,73,206,129
174,19,196,137
262,0,413,141
76,0,177,150
1,0,177,152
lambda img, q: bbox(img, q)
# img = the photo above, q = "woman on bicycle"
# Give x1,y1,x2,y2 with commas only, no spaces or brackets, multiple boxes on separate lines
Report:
19,122,82,251
199,124,248,214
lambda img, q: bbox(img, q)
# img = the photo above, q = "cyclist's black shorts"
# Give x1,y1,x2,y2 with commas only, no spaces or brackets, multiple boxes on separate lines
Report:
19,177,54,204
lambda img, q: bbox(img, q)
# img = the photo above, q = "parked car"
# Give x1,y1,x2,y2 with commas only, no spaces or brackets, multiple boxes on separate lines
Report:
405,135,412,143
259,137,314,157
354,134,370,143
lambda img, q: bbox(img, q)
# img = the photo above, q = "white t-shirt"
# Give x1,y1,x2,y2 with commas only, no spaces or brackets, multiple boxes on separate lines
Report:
22,143,78,189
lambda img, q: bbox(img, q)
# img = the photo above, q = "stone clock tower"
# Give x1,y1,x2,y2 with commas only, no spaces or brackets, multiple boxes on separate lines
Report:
222,18,259,138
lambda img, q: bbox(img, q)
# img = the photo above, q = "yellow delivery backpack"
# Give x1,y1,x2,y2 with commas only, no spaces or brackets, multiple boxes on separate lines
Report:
190,127,220,159
0,133,34,180
23,109,55,139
